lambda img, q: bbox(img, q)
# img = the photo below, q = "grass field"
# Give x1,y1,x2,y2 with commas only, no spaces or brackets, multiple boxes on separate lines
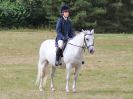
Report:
0,30,133,99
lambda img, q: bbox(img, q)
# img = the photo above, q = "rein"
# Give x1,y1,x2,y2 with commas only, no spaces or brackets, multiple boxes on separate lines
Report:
67,34,94,50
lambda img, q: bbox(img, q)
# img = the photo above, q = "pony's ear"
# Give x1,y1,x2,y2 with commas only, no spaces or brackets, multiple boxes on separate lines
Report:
91,29,94,34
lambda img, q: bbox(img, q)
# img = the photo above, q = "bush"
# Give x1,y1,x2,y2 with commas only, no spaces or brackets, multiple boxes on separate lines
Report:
0,1,29,28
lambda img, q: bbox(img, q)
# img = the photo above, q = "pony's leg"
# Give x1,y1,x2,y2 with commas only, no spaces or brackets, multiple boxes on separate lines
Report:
72,65,81,93
66,63,72,93
39,60,48,91
50,66,56,91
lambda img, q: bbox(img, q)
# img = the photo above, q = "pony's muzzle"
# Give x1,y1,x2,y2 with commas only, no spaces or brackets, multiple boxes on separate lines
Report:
88,46,95,54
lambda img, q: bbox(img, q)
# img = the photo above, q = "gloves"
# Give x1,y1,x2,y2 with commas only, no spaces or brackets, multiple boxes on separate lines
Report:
63,36,69,41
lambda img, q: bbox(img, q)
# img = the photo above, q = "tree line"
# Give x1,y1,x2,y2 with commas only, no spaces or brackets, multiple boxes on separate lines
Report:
0,0,133,33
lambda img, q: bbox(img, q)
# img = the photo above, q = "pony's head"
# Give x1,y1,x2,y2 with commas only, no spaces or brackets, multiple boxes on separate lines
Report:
82,29,95,54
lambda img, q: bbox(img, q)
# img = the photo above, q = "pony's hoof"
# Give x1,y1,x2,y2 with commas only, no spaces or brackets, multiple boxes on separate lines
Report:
73,89,77,93
51,88,55,92
39,88,44,92
66,89,70,93
39,87,44,92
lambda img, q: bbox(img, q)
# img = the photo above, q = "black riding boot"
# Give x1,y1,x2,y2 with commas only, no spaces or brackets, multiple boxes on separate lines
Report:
55,47,62,66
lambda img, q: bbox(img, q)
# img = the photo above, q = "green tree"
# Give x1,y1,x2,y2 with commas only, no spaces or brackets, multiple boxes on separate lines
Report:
0,0,29,28
0,0,133,33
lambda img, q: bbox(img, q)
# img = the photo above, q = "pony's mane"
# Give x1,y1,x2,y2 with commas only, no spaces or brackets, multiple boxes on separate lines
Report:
69,32,84,42
69,30,93,42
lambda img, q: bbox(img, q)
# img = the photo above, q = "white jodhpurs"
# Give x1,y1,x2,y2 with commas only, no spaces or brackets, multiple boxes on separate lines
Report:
58,40,64,49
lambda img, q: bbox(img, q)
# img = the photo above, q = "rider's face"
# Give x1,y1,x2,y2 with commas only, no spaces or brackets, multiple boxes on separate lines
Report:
63,10,69,17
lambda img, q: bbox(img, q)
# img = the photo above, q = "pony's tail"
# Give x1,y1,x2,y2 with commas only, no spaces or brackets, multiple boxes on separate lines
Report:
35,60,48,87
35,60,41,86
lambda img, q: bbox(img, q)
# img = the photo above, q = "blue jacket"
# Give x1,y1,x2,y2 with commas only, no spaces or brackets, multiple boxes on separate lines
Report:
55,17,75,43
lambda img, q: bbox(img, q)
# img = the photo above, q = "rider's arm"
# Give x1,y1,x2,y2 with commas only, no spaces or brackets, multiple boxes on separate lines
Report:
56,18,64,40
68,22,75,38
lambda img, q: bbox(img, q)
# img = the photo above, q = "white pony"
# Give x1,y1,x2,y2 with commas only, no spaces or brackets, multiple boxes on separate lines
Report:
36,29,95,93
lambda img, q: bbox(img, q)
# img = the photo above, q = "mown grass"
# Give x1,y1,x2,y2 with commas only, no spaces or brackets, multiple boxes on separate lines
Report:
0,30,133,99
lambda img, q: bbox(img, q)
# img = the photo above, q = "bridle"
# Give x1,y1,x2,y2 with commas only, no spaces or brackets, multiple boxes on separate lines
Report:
67,34,94,50
84,34,94,49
